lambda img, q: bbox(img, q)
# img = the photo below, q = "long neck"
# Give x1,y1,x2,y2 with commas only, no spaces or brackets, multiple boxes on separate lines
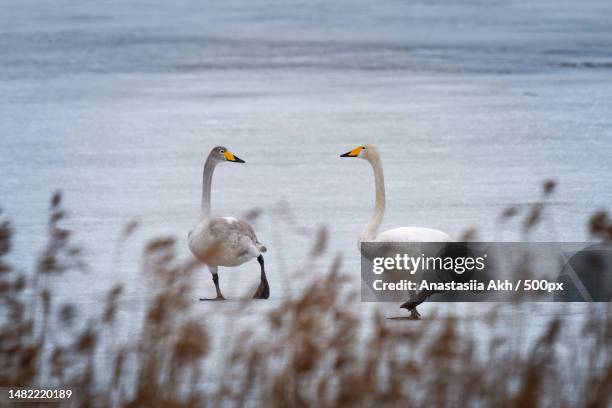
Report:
201,155,216,218
360,154,385,242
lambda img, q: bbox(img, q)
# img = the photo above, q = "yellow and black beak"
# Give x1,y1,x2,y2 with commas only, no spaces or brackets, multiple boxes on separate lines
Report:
224,150,245,163
340,146,364,158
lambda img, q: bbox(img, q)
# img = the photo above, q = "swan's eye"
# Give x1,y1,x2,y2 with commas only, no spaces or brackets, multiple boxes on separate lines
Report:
220,149,225,153
362,146,366,149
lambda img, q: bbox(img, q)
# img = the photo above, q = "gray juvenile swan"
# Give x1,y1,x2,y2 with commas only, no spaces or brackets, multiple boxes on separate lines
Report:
188,146,269,300
340,144,453,319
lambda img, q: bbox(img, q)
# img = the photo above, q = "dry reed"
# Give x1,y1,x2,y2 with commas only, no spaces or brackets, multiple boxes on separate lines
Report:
0,186,610,407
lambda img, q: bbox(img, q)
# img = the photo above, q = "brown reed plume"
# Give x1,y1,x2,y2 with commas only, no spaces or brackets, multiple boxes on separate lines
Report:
0,188,610,407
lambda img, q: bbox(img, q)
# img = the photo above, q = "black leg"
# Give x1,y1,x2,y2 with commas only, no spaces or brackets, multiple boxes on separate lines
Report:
212,273,225,299
252,255,270,299
400,289,432,319
200,271,225,301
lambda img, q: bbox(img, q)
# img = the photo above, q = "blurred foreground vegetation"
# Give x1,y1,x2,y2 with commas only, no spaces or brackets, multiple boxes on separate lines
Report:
1,186,611,407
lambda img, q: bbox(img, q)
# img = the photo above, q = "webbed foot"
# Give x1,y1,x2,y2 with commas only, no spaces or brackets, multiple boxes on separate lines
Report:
199,295,226,301
408,308,421,320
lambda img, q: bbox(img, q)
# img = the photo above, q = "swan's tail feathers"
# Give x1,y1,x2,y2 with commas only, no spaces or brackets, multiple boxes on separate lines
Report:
256,242,267,253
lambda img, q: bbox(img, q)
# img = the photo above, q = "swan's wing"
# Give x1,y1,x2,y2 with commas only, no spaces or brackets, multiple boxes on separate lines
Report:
189,216,266,265
371,228,453,305
208,217,255,241
375,227,453,243
207,217,266,251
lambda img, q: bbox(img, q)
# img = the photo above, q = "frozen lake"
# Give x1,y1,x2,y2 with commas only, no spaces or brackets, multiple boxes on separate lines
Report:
1,1,611,385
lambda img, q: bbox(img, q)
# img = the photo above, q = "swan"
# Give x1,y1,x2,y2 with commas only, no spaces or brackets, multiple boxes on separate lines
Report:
340,144,452,319
188,146,269,301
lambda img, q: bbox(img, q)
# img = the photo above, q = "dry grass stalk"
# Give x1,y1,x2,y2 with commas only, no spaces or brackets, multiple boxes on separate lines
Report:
0,193,610,407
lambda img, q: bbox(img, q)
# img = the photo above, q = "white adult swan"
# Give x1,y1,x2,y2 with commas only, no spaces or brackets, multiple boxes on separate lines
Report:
340,144,452,319
189,146,269,300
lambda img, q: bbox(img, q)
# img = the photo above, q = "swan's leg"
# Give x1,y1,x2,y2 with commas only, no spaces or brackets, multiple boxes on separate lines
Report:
400,289,430,320
252,255,270,299
200,266,225,301
408,288,422,319
212,273,225,299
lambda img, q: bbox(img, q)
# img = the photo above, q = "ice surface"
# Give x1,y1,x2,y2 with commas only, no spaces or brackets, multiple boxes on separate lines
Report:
1,0,611,388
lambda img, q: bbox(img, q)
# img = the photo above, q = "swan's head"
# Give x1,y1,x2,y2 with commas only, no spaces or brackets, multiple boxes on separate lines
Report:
339,144,378,161
209,145,245,163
